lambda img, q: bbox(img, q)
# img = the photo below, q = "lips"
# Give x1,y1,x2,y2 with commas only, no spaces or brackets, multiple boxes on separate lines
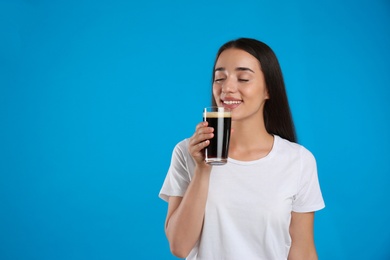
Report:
221,98,242,109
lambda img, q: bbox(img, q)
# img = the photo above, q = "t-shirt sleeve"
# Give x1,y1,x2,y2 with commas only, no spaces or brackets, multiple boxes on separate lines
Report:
292,147,325,213
159,140,192,202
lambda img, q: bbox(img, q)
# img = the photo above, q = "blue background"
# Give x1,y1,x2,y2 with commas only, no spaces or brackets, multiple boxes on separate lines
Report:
1,0,389,259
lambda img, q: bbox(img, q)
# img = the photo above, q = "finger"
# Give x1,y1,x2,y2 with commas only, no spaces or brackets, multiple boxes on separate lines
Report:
191,124,213,143
194,128,214,143
191,139,209,156
189,122,213,152
196,121,208,131
189,132,213,151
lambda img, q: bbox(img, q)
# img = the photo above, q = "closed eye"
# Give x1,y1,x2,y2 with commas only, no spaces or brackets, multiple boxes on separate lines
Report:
238,79,249,82
214,78,226,82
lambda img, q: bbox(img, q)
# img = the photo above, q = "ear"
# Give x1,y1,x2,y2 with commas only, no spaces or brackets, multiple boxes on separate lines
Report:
264,88,270,99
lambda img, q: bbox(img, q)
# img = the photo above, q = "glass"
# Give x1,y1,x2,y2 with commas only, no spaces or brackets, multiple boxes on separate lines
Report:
203,106,232,165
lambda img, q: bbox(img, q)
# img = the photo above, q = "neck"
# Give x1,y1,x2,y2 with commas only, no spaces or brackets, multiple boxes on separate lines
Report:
230,118,271,145
228,119,274,161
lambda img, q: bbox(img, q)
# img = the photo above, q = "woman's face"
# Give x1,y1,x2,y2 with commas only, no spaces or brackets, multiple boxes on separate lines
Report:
212,48,269,122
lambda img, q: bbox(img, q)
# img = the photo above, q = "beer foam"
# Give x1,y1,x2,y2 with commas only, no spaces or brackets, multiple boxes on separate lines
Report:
203,111,231,118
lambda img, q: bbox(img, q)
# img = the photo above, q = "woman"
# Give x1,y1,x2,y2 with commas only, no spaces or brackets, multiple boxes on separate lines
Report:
159,38,325,259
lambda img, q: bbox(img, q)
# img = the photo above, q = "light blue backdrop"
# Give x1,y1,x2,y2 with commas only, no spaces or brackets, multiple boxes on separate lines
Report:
1,0,389,259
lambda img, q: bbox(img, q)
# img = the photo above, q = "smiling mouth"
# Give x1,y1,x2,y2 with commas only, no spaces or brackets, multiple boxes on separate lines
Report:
223,100,242,105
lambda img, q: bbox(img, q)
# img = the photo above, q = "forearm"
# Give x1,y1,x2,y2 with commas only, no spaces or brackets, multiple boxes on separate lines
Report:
288,212,318,260
165,166,211,258
288,245,318,260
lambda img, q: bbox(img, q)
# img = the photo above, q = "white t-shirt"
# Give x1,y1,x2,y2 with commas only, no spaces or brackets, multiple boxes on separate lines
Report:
159,135,325,260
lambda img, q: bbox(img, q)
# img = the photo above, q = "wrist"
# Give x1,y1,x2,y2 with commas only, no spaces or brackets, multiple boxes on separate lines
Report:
194,163,212,177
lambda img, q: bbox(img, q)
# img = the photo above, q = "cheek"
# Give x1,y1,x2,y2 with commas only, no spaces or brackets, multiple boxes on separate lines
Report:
212,85,221,98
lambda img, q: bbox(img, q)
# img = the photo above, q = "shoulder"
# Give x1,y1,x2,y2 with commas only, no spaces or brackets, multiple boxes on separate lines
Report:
275,135,316,162
170,138,193,164
173,138,190,155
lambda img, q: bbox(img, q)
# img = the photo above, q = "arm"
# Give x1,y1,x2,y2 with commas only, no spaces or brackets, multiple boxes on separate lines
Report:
288,212,318,260
165,166,211,258
164,122,213,258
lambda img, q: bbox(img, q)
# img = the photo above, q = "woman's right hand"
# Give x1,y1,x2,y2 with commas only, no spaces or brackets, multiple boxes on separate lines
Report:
166,121,214,258
188,121,214,166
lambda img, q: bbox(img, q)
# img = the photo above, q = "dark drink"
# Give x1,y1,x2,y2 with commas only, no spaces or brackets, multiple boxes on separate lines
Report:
203,108,231,165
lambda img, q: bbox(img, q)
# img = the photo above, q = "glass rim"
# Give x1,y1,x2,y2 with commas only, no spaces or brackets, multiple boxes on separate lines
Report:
203,106,231,112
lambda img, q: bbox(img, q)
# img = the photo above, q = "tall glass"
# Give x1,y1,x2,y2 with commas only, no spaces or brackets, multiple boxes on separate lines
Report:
203,106,232,165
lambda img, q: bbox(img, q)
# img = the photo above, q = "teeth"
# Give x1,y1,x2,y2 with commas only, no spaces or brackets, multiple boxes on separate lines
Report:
223,100,242,105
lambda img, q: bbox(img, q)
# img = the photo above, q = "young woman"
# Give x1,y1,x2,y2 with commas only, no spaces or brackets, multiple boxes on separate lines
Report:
159,38,325,260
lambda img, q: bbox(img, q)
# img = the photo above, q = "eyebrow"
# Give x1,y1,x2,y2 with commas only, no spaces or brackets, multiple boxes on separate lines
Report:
214,67,255,73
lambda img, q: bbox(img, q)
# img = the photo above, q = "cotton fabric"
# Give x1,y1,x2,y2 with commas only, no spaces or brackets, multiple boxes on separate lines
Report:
159,135,325,260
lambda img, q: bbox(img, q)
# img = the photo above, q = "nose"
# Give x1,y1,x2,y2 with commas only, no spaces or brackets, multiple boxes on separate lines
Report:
221,77,237,94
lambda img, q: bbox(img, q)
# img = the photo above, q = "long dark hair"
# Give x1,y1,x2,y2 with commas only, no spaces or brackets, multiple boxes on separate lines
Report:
211,38,297,143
